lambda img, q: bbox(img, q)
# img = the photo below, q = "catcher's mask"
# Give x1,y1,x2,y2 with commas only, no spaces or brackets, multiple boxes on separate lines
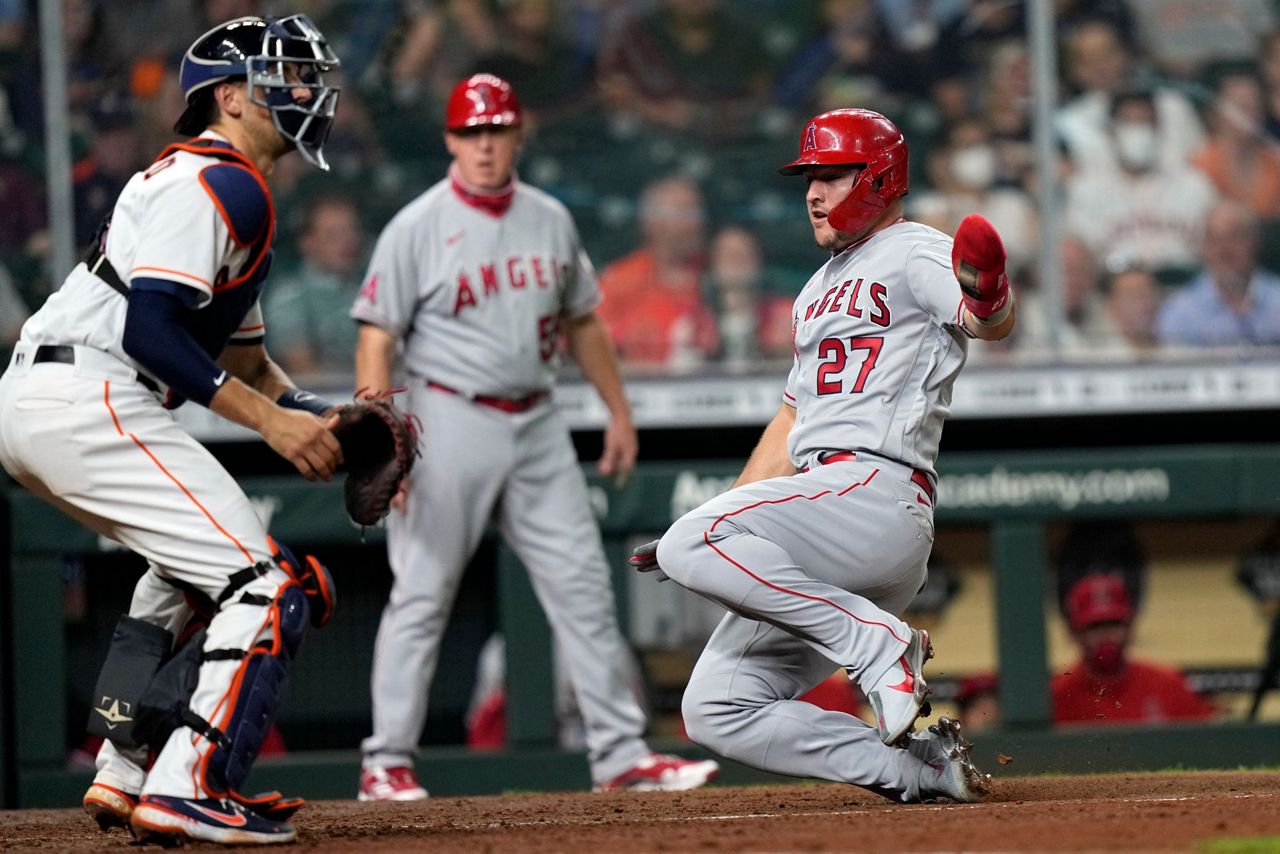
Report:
176,14,341,170
778,108,909,235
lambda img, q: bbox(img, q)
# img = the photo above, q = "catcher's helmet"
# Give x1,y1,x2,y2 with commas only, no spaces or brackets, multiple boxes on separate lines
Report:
175,14,341,170
446,74,522,131
779,108,909,235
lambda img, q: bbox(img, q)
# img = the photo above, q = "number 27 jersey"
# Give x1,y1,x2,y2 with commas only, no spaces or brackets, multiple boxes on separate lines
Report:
784,221,969,478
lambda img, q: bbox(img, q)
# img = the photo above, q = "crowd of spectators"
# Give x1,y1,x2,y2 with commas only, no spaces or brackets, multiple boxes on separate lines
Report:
7,0,1280,375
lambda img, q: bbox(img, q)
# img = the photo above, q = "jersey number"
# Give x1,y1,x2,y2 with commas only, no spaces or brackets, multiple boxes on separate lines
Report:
815,337,883,395
538,314,560,362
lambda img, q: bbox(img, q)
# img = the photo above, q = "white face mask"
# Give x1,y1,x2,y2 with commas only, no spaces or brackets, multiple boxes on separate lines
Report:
1114,122,1157,171
951,144,997,191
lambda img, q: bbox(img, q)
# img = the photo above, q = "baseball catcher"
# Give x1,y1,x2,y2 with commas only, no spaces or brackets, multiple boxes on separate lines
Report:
0,14,348,846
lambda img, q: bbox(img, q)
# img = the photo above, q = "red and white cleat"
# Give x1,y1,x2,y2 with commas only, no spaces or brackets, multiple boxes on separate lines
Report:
594,753,720,792
357,765,429,801
83,782,138,832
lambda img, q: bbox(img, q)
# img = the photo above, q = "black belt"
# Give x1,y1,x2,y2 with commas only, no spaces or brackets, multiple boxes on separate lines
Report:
33,345,161,394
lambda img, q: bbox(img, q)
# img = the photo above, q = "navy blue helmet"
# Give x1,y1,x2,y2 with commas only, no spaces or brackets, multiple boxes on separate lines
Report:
175,14,340,170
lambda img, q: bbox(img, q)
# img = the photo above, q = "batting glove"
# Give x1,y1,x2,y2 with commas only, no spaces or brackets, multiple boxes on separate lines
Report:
629,539,669,583
951,213,1011,325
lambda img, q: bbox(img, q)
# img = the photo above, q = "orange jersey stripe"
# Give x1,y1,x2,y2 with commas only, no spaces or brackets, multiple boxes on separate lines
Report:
130,266,212,287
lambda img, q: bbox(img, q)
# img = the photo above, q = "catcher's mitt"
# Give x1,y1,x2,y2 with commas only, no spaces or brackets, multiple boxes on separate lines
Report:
330,394,419,526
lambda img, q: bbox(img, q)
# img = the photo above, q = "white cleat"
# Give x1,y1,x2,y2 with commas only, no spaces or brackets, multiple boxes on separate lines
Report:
910,716,992,803
864,627,934,746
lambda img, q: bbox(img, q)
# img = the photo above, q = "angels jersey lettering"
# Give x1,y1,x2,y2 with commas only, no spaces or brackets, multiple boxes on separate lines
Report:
784,221,968,478
350,179,599,396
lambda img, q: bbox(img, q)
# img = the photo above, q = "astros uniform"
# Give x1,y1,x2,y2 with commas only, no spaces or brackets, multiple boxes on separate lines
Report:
655,220,968,801
0,132,289,799
351,166,652,785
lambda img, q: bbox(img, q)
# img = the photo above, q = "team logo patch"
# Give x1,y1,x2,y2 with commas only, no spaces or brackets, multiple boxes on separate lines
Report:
803,123,818,152
93,697,133,730
359,273,380,304
467,85,494,114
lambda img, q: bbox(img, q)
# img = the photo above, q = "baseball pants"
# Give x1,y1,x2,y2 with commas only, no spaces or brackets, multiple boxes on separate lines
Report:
0,346,287,799
362,384,649,785
656,453,935,801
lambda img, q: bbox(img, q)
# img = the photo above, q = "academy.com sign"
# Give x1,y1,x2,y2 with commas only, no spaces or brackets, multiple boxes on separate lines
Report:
937,466,1170,511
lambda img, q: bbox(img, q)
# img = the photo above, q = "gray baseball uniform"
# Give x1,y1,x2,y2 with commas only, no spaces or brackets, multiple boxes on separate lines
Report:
351,172,650,785
656,221,968,801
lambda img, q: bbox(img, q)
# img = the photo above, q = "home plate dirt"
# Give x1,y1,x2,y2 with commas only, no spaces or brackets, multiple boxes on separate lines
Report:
4,771,1278,852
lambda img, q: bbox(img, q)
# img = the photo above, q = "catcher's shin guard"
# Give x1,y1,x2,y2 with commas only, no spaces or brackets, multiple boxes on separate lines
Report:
200,583,309,795
269,537,336,627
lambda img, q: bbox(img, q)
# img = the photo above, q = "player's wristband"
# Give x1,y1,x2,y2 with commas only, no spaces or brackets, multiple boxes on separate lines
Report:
277,388,335,416
966,295,1012,327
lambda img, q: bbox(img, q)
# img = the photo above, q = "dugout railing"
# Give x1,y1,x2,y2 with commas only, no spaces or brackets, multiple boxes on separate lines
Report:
4,444,1280,808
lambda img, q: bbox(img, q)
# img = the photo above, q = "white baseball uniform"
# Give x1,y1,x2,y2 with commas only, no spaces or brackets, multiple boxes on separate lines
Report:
656,220,969,802
0,132,290,799
351,166,651,785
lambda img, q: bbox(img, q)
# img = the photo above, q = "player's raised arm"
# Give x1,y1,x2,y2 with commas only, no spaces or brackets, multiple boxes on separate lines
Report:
953,214,1017,341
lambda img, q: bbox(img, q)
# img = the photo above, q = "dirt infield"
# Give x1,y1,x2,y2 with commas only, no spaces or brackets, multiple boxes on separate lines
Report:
4,770,1279,852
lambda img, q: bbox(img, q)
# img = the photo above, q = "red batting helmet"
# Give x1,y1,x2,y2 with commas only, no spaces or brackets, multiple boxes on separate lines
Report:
446,73,522,131
779,108,909,235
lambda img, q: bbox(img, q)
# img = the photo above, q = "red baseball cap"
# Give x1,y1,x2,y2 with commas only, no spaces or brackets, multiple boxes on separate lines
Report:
446,73,522,131
1066,574,1133,631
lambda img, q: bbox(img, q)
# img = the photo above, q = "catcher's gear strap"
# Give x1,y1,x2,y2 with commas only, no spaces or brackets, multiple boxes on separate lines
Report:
230,789,306,822
159,564,273,622
83,215,129,297
89,623,232,753
86,616,174,748
84,140,274,300
202,584,310,795
270,537,336,627
217,560,274,605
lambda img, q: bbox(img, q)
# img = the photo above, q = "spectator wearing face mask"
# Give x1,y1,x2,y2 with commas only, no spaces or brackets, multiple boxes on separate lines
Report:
1065,88,1217,277
908,117,1039,276
1056,18,1205,178
1052,574,1215,726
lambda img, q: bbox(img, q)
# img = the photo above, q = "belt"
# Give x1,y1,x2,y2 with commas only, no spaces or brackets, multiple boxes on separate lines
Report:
33,345,161,395
806,450,935,505
427,380,548,414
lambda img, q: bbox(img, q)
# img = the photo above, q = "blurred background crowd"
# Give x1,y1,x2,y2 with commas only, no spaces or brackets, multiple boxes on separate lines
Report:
5,0,1280,377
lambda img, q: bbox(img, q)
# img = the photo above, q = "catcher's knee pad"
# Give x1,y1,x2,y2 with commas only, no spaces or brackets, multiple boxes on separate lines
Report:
86,616,174,748
202,583,309,795
269,536,335,627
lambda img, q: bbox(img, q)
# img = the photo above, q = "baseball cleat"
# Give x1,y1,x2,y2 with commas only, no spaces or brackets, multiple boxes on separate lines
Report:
358,765,429,801
83,782,138,832
864,627,934,746
130,794,297,846
910,716,992,803
593,753,720,792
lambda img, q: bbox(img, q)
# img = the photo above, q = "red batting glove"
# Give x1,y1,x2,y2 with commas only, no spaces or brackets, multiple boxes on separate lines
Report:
951,213,1011,322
